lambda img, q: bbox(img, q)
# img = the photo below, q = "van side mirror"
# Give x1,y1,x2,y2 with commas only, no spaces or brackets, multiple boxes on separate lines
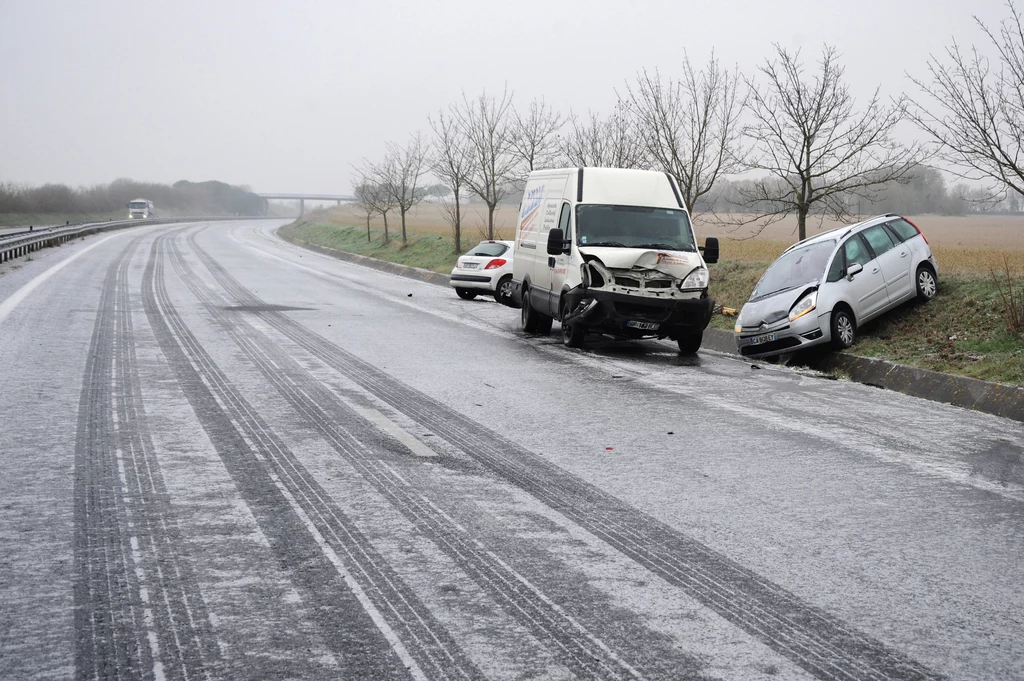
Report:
700,237,719,264
846,262,864,280
547,228,568,256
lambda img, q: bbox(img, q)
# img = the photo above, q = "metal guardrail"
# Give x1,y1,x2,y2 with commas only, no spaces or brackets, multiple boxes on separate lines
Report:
0,217,277,263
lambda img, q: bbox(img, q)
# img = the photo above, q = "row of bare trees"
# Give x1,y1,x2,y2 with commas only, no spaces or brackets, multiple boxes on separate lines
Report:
352,1,1024,250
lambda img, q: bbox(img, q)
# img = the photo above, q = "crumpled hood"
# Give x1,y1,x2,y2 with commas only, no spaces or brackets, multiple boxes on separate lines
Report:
578,246,701,278
738,284,816,327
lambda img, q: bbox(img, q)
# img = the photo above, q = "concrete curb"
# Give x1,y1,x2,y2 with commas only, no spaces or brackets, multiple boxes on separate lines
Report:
279,229,1024,423
701,329,1024,422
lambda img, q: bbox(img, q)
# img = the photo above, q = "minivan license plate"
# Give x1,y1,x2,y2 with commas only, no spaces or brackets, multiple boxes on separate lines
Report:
627,320,660,330
749,332,778,346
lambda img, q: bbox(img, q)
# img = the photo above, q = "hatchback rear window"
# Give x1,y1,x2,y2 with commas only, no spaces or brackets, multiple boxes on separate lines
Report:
886,218,920,242
467,242,508,257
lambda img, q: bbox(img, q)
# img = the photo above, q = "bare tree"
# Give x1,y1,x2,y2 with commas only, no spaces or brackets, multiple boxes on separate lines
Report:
906,1,1024,203
560,101,648,169
510,97,564,186
454,87,519,240
362,158,398,244
740,44,922,241
352,173,380,242
626,53,745,213
381,132,427,246
429,107,472,253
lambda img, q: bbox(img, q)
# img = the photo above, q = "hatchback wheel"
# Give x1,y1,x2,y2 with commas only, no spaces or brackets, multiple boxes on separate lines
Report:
830,308,856,350
494,275,513,304
916,267,937,302
455,288,477,300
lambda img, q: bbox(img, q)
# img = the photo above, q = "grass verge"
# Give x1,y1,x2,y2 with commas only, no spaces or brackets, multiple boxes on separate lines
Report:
283,218,1024,386
279,220,459,274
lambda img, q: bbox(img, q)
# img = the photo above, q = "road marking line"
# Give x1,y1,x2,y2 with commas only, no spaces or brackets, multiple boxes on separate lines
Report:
342,399,439,458
0,233,122,325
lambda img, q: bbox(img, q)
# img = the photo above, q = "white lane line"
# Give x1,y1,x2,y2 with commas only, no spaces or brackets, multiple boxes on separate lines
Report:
0,233,124,325
330,392,439,459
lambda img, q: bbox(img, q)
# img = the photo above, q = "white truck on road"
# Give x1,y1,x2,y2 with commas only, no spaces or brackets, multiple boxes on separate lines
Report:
127,199,155,219
511,167,719,354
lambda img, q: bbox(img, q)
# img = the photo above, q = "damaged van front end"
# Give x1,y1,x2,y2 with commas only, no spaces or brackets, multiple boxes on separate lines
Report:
561,246,715,347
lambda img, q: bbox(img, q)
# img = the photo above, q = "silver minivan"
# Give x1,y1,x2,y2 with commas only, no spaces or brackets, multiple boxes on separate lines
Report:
734,214,939,358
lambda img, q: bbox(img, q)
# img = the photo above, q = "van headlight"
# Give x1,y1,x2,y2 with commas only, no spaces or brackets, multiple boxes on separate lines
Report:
679,267,708,291
789,290,817,321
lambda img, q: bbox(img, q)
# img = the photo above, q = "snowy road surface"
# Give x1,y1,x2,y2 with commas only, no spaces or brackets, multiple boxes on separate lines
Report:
1,220,1022,680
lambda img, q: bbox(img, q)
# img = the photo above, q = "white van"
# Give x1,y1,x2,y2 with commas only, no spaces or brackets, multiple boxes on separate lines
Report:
511,167,719,353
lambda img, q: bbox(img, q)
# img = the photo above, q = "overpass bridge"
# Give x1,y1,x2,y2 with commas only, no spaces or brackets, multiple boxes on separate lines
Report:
256,193,357,215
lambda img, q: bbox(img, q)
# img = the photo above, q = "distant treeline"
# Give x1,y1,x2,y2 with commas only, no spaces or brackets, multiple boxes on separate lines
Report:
0,178,268,216
692,165,1019,216
488,164,1019,217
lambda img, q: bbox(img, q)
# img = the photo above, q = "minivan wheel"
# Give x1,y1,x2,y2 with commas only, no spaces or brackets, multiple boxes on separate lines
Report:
916,267,937,302
677,332,702,355
456,288,477,300
560,299,586,348
830,308,856,349
494,275,513,304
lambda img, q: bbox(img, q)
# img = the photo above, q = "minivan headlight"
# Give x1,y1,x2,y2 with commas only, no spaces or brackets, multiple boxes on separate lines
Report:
679,267,708,290
789,290,817,321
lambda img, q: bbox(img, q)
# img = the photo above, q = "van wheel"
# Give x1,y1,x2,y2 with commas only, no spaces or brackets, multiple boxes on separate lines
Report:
494,275,513,304
536,311,553,335
521,288,541,332
560,299,586,348
916,266,937,302
830,308,856,349
677,332,702,355
456,288,477,300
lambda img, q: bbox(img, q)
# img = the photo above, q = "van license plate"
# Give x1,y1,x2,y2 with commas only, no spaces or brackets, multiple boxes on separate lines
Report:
627,320,660,330
749,332,778,346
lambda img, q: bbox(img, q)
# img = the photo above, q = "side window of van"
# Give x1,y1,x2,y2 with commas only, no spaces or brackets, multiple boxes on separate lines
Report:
861,225,896,257
558,203,571,242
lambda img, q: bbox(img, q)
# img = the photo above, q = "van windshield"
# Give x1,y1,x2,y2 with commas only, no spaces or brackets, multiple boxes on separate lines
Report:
751,240,836,299
576,205,696,252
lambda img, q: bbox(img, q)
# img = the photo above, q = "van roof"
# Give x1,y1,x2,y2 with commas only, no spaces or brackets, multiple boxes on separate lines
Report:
530,167,683,210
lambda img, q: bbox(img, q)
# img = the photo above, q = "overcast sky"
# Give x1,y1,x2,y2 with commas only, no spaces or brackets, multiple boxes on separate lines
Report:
0,0,1014,194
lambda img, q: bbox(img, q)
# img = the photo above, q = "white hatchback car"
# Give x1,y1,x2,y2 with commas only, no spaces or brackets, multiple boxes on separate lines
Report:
734,214,939,358
449,240,515,304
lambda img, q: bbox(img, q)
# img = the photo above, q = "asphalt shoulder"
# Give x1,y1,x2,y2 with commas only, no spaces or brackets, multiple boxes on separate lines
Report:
279,231,1024,424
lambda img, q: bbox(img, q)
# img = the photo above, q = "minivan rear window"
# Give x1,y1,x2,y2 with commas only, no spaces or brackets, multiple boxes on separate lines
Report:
886,218,920,242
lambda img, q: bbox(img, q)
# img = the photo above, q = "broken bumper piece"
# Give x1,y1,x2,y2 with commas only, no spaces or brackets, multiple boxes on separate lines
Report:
562,287,714,339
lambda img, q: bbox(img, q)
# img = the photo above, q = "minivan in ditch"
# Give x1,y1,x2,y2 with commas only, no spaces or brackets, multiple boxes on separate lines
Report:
511,167,719,354
734,214,939,358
